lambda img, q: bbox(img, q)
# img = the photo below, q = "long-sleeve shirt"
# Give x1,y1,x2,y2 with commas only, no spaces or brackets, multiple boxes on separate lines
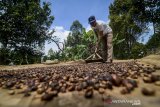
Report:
91,21,112,36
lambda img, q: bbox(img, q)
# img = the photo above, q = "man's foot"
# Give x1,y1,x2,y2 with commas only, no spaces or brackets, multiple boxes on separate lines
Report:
105,59,113,63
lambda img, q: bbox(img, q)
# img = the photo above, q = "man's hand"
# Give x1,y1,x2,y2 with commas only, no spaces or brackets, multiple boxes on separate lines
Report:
95,43,98,53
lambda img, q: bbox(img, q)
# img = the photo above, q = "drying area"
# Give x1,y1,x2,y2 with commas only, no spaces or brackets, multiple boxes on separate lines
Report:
0,55,160,107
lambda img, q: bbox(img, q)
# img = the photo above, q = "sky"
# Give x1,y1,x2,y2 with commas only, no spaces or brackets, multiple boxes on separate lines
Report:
42,0,153,55
42,0,114,54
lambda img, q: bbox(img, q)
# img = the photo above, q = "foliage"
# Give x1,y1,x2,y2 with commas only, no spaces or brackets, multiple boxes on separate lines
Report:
0,48,10,65
62,20,86,60
0,0,54,64
65,20,83,47
146,33,160,50
48,48,54,58
131,42,147,59
109,0,159,59
145,0,160,34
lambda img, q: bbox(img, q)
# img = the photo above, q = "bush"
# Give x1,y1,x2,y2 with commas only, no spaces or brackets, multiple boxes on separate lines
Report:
131,42,147,59
0,48,10,65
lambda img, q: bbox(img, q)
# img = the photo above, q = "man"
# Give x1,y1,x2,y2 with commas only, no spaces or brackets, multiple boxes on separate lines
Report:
88,16,113,63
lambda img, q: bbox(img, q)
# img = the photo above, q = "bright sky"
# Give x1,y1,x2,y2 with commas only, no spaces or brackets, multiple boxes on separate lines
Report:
42,0,153,55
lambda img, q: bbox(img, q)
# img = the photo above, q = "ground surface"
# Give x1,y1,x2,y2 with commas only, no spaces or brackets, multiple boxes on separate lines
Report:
0,55,160,107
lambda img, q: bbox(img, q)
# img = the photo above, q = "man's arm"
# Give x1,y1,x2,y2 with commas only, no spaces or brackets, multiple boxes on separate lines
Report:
94,30,103,52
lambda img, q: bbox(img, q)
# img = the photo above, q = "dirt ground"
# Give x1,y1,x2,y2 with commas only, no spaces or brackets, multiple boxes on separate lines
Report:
0,55,160,107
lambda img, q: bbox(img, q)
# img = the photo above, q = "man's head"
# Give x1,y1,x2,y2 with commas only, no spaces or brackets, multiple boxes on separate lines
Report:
88,16,96,27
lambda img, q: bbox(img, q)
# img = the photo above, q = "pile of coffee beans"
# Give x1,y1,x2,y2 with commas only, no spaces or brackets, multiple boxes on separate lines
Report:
0,62,159,101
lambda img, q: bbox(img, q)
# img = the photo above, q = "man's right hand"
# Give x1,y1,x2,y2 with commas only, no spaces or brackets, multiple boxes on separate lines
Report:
95,43,98,53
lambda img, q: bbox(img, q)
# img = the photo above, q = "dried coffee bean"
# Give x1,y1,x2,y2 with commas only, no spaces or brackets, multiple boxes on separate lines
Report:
5,82,15,88
144,67,155,74
125,83,134,92
68,85,75,91
41,93,54,101
104,74,113,81
69,78,75,83
8,90,15,95
82,82,88,89
60,87,66,93
24,92,31,97
155,81,160,86
111,74,121,86
91,78,98,84
37,88,45,94
142,87,155,96
94,83,100,90
50,90,58,97
50,82,58,89
150,75,160,82
123,79,137,88
85,89,93,98
120,88,129,94
31,85,38,91
86,80,94,86
15,84,21,89
143,77,152,83
54,86,61,91
98,88,105,94
131,75,138,79
99,83,107,89
76,85,82,91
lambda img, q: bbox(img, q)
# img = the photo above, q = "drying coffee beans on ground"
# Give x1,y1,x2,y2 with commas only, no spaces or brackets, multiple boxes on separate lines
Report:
0,62,160,101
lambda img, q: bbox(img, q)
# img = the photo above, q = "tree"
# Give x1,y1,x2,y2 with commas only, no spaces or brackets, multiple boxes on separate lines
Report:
131,42,147,59
63,20,84,60
48,48,54,58
145,0,160,34
109,0,148,59
146,33,160,50
65,20,83,47
0,0,54,64
61,27,96,61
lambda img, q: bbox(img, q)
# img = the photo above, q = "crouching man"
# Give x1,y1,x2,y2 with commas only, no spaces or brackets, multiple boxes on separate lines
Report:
88,16,113,63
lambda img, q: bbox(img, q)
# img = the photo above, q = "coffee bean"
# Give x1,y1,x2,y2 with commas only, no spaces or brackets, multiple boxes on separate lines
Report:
155,81,160,86
85,88,93,98
142,87,155,96
50,90,58,97
98,88,105,94
106,81,113,90
24,92,31,97
143,77,152,83
68,85,75,91
37,88,45,94
41,93,54,101
8,90,15,95
112,74,121,86
31,85,38,91
82,82,88,89
76,85,82,91
5,82,15,88
94,83,100,90
128,79,137,87
121,88,129,94
125,83,134,92
15,84,21,89
60,87,66,93
150,75,160,82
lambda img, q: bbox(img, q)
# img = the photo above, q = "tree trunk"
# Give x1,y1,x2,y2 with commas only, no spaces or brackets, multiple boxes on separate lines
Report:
20,58,23,65
153,22,156,34
25,54,29,64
